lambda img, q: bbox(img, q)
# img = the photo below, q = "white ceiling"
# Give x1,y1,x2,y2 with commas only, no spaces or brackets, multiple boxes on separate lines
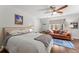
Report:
13,5,79,18
1,5,79,18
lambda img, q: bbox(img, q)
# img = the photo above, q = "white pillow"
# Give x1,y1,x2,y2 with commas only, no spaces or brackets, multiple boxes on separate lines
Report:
9,29,32,35
21,29,29,33
9,30,21,35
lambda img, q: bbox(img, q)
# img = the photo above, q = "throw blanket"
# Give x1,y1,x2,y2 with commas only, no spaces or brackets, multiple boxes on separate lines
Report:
34,34,52,47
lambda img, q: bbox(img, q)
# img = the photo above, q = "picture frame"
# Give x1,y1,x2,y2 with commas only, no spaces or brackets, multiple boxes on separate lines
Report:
15,14,23,25
70,22,78,29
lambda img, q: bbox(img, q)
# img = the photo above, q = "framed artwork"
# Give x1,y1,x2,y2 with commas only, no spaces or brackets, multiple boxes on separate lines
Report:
70,22,78,29
15,14,23,25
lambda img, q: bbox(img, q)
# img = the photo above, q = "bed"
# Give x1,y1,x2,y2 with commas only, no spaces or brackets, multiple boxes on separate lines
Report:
2,27,53,53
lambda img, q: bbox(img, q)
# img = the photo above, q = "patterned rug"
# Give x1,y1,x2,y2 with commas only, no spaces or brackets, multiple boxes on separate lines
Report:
53,39,74,48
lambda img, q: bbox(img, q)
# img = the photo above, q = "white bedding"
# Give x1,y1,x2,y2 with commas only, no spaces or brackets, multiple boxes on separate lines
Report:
6,32,53,53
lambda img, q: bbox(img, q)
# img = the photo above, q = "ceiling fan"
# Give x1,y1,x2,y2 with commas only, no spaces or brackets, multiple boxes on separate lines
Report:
41,5,68,15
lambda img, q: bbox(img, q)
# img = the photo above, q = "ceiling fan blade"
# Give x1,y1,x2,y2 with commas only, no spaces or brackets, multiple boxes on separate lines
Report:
57,11,63,13
56,5,68,11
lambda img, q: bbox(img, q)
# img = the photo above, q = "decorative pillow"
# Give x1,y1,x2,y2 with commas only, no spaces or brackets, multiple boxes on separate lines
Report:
59,30,64,34
8,29,30,36
21,29,29,33
9,30,21,35
34,34,52,47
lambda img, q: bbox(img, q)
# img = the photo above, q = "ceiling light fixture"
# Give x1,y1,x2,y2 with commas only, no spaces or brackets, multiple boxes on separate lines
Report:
53,12,57,14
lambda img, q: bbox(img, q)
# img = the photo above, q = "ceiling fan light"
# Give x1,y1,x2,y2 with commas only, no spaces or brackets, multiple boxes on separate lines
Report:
53,12,57,14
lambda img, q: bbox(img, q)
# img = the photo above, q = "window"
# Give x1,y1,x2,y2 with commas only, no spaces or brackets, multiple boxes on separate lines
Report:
50,24,63,30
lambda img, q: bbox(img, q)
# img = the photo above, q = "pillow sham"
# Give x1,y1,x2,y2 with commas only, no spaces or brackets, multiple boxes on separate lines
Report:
7,29,31,35
21,29,29,33
34,34,52,47
8,30,21,35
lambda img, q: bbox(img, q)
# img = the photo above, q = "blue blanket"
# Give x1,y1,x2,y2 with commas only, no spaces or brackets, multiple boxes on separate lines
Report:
53,39,74,48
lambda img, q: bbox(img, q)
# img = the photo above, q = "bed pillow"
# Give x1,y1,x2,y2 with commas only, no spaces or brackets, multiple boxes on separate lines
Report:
8,30,20,35
34,34,52,47
20,29,29,33
8,29,30,36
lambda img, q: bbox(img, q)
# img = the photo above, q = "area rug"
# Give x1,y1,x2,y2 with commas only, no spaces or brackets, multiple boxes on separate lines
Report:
53,39,74,48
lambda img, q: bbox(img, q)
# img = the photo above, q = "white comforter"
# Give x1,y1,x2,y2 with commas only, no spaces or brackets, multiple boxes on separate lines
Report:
6,32,53,53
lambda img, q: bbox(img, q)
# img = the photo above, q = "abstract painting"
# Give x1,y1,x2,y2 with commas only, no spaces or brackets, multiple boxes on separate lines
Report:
15,14,23,25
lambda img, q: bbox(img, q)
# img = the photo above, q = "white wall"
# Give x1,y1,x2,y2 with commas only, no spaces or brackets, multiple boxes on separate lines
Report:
40,19,50,31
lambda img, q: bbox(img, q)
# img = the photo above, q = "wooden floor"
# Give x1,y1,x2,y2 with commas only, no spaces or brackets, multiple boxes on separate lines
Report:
50,39,79,53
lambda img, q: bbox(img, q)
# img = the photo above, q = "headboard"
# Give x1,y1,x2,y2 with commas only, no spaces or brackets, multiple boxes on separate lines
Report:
2,27,29,40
